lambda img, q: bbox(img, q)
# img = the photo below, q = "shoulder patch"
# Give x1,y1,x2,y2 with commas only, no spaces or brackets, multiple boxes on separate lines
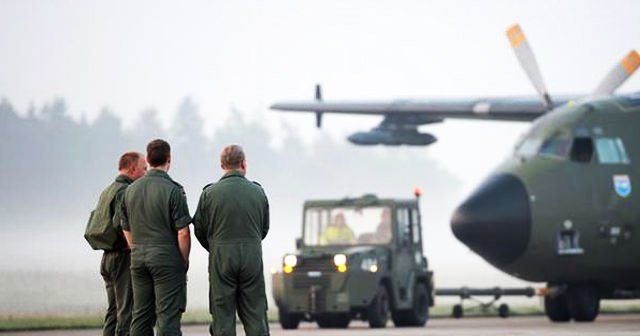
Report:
252,181,262,187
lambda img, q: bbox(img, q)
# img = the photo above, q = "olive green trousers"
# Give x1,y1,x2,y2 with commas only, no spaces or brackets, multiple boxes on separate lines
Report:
101,249,133,336
130,245,187,336
209,243,269,336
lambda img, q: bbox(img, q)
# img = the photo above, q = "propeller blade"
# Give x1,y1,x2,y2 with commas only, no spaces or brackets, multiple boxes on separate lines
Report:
314,84,323,128
315,83,323,101
592,50,640,96
506,24,553,110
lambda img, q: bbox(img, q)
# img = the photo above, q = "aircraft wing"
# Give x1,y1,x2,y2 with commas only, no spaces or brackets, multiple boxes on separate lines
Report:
271,96,579,122
271,92,580,146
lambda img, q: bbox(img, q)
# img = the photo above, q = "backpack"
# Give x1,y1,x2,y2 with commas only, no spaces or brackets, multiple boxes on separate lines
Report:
84,182,124,250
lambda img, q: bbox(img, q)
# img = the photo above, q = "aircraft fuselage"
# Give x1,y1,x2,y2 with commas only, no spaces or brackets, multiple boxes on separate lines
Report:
452,96,640,295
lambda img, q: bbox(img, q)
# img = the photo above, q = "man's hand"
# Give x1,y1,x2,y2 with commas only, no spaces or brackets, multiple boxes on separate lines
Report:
123,230,134,249
178,226,191,271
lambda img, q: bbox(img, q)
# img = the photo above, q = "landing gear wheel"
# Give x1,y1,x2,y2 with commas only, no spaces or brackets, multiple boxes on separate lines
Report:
567,285,600,322
368,285,390,328
392,283,430,327
278,309,301,330
544,292,571,322
316,313,350,328
498,303,510,318
452,304,463,319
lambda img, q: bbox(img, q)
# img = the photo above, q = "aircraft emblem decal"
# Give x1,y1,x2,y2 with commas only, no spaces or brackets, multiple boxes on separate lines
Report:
613,175,632,198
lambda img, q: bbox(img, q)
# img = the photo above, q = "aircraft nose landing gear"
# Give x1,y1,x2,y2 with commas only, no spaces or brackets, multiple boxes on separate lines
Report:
544,284,600,322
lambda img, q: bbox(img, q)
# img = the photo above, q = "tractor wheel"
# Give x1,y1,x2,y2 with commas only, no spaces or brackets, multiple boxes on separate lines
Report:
392,283,430,327
368,285,390,328
278,309,301,330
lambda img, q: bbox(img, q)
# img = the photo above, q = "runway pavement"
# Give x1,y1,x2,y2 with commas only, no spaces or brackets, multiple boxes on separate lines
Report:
2,314,639,335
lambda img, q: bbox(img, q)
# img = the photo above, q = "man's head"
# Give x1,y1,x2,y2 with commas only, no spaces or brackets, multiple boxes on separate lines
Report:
147,139,171,170
118,152,147,181
220,144,246,175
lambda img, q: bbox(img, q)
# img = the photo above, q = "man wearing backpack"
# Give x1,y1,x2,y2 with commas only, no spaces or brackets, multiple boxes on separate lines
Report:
86,152,148,336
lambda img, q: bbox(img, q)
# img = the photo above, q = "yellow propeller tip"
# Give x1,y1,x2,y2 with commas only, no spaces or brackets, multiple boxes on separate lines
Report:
506,24,526,48
622,50,640,75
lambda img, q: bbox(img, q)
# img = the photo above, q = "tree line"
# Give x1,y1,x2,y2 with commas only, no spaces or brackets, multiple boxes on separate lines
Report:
0,96,460,233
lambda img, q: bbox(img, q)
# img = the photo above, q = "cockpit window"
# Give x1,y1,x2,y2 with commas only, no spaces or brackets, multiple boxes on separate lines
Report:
539,137,571,159
516,138,543,157
595,137,630,164
569,137,594,163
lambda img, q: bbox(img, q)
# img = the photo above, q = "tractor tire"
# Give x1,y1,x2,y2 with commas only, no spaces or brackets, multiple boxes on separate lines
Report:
278,309,301,330
392,283,430,327
368,285,390,328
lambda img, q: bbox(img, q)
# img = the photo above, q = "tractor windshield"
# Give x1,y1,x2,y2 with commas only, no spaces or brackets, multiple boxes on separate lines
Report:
303,205,392,246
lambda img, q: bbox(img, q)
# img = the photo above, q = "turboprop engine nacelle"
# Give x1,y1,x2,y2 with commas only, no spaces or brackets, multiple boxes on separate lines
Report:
347,130,437,146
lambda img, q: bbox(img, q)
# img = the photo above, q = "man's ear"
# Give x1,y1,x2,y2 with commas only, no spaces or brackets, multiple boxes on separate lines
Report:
241,160,247,171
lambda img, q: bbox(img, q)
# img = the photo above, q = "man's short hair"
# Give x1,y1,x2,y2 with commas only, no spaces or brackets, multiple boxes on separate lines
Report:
220,145,245,169
118,152,142,171
147,139,171,167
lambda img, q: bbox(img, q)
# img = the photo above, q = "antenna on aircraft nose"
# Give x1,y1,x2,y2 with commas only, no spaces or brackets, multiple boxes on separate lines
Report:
315,84,323,128
592,50,640,96
506,24,554,110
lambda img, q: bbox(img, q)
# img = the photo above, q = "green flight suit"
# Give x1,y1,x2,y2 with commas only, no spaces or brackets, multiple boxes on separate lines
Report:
98,175,134,336
121,169,192,336
193,170,270,336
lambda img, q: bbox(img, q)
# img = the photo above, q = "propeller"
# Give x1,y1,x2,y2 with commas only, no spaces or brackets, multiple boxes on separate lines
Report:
315,83,323,128
506,24,553,110
592,50,640,96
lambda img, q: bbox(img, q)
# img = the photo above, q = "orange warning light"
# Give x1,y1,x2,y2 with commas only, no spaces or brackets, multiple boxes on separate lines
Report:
414,187,423,198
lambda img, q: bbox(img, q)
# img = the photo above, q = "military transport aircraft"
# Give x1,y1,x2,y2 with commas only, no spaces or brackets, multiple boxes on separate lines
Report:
271,24,640,322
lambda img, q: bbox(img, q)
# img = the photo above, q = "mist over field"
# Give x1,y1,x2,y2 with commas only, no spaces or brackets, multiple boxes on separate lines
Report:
1,97,531,315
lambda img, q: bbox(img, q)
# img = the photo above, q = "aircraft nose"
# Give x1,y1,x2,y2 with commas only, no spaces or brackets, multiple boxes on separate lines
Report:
451,174,532,267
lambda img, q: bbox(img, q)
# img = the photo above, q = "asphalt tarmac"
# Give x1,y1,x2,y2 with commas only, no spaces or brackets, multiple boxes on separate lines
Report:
3,315,639,336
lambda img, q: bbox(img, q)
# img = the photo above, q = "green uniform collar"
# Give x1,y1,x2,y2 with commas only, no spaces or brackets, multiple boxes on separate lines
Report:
147,168,171,180
116,174,134,184
220,170,246,181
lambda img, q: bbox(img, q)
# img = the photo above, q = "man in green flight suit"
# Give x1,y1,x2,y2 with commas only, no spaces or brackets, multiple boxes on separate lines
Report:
121,139,192,336
93,152,147,336
194,144,270,336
